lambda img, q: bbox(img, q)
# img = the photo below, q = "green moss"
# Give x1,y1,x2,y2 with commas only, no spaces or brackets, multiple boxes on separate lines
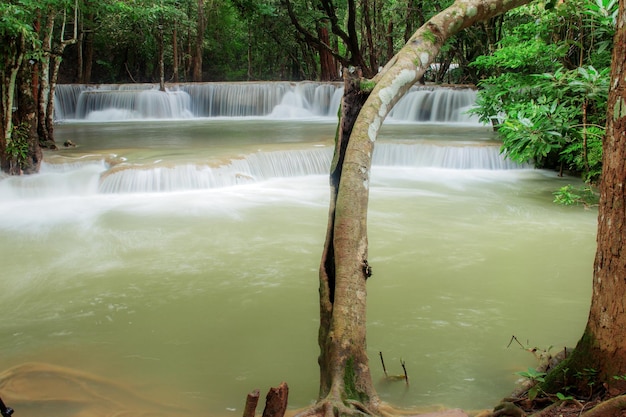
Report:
343,357,369,403
422,29,436,44
541,330,599,394
359,79,376,93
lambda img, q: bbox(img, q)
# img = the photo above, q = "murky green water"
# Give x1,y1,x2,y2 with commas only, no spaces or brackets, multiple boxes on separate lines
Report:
0,119,596,417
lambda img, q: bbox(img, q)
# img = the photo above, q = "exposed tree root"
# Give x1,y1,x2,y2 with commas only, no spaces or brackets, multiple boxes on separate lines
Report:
577,394,626,417
292,396,403,417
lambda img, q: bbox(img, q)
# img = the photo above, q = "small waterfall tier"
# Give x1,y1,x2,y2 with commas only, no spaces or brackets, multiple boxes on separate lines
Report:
46,143,524,194
54,82,481,124
1,143,528,196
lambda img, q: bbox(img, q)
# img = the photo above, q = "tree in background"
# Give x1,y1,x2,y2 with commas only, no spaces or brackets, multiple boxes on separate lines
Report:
470,0,615,183
0,1,39,174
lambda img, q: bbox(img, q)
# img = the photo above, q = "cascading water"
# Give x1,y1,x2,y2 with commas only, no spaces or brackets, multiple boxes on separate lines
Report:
54,82,482,123
0,83,596,417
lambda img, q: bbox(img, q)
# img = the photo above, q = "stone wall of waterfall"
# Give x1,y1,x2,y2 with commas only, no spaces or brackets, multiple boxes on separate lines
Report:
54,82,481,124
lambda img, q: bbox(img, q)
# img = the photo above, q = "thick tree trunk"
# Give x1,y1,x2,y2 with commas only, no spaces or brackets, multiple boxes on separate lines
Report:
16,61,43,174
554,0,626,393
317,68,377,411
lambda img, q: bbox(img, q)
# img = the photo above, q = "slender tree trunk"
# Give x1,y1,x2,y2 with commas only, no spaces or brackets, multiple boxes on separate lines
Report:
37,11,55,145
77,20,84,83
247,23,253,80
172,21,179,83
386,21,394,62
1,43,23,139
40,2,78,147
318,25,336,81
83,28,94,83
0,34,25,168
363,0,377,72
158,22,166,91
192,0,204,82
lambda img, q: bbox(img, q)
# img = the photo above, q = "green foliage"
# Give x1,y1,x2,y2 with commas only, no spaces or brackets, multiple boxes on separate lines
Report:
517,367,547,382
516,367,547,401
498,98,572,165
555,392,574,401
553,185,599,206
470,0,611,185
7,123,30,165
343,357,369,403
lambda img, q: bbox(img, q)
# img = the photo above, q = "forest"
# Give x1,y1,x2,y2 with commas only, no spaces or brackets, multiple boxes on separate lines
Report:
2,0,626,417
0,0,617,184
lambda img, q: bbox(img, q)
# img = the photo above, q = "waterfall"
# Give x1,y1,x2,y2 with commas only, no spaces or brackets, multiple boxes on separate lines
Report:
91,144,524,194
98,148,334,193
387,88,479,124
54,82,481,124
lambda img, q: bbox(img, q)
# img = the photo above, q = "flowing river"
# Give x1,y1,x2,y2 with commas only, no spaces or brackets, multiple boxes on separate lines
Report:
0,83,596,417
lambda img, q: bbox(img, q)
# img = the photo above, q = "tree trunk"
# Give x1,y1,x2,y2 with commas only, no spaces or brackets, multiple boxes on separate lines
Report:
83,28,94,84
39,3,78,148
0,35,24,143
37,11,55,145
318,25,336,81
305,0,533,414
247,23,253,81
172,22,179,83
317,68,376,412
16,61,43,175
77,27,84,83
553,0,626,393
192,0,204,82
158,23,166,92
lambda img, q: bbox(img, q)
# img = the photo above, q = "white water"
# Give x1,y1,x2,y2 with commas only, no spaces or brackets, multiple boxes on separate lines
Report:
54,82,481,124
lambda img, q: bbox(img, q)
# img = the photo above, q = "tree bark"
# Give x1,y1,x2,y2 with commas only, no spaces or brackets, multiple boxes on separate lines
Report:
172,22,179,83
192,0,204,82
242,389,260,417
261,383,289,417
317,68,376,410
16,60,43,175
318,25,337,81
0,32,25,174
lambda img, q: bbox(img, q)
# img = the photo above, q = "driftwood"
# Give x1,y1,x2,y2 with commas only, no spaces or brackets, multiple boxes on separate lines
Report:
243,389,260,417
243,383,289,417
262,382,289,417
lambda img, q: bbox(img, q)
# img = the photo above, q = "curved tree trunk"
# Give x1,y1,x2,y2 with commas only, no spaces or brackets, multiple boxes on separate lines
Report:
308,0,533,415
317,68,377,411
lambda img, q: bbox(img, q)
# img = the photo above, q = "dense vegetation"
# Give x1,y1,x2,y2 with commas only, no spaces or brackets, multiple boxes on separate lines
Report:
0,0,617,182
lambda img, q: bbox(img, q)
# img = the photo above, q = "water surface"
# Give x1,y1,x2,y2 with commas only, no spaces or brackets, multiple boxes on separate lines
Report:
0,105,596,416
